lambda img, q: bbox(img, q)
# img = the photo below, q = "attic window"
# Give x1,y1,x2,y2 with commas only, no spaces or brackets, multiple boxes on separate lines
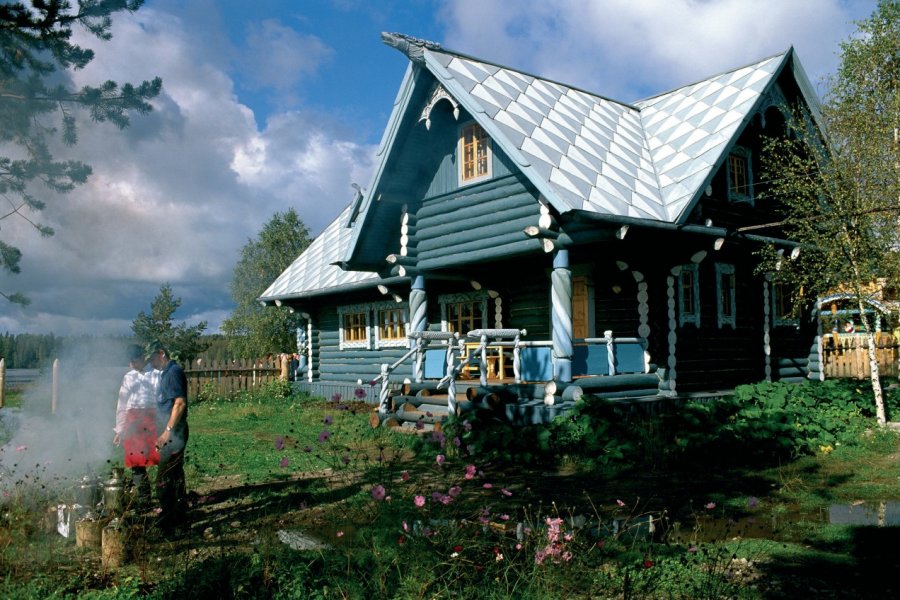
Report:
459,122,491,185
727,146,753,204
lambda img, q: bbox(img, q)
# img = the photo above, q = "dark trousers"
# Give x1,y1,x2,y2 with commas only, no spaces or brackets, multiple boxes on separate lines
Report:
132,467,152,504
156,424,188,526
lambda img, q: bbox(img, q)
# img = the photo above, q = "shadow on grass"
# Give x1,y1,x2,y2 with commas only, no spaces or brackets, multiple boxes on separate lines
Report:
753,525,900,599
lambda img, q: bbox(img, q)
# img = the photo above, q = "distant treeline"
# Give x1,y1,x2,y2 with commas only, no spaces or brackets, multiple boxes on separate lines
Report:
0,333,233,369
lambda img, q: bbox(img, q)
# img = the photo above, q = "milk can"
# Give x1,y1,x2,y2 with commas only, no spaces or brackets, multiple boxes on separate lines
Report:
103,469,125,515
75,474,101,509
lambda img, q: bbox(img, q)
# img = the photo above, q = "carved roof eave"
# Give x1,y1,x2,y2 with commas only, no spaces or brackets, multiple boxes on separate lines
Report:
381,32,442,65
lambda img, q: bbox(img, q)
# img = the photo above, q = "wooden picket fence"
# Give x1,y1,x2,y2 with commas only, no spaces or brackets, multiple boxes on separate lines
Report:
821,333,900,380
184,357,287,399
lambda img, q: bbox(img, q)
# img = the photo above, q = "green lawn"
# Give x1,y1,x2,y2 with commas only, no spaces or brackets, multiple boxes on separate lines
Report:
1,387,900,599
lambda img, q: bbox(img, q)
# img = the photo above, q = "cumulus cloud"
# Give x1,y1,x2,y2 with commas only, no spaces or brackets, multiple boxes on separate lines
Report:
438,0,869,101
1,6,375,336
0,0,876,337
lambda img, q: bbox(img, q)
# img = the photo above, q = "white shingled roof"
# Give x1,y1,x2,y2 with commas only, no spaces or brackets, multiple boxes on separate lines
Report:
259,204,378,302
422,44,786,222
262,36,804,302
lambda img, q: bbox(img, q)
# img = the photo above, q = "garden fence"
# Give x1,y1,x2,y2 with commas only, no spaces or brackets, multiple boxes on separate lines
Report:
821,333,900,380
184,356,288,399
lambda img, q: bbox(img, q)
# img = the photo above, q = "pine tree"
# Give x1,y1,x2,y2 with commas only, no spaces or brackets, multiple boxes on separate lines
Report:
132,283,208,364
0,0,162,304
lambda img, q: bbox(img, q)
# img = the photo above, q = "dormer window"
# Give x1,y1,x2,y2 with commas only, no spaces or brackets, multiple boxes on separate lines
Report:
459,122,491,185
727,146,753,204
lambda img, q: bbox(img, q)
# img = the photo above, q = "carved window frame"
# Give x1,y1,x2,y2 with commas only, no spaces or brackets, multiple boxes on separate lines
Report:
338,304,370,350
338,302,410,350
678,263,701,327
439,291,491,334
716,263,737,329
374,302,410,348
771,281,800,327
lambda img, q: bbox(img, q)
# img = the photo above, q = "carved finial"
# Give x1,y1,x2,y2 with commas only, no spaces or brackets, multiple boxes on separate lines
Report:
381,32,441,64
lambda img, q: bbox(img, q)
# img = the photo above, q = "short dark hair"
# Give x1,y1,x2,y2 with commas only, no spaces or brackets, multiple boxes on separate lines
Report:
127,344,144,362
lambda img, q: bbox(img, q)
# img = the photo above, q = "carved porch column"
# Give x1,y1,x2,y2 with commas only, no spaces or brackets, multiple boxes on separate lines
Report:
551,249,574,383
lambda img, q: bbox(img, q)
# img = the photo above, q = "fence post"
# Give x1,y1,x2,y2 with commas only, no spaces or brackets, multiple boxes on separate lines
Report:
52,358,59,414
0,357,5,408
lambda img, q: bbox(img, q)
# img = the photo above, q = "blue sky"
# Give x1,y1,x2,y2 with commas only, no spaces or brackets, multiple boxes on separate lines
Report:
0,0,879,337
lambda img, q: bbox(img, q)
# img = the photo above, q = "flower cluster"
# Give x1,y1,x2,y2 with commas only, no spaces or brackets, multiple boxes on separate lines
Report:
534,517,574,565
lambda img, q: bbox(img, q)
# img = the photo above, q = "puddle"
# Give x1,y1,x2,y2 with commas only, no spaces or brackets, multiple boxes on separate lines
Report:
828,501,900,527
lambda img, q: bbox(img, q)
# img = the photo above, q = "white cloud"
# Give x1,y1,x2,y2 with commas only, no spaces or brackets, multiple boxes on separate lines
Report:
1,7,375,335
439,0,873,101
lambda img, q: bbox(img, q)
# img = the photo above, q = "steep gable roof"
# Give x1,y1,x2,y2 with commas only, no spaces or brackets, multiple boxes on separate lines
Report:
263,35,822,304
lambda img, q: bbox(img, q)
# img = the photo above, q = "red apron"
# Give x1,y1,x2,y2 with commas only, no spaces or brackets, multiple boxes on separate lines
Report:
123,408,160,467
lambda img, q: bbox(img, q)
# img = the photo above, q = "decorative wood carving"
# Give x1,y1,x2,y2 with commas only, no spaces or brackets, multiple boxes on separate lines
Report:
419,82,460,130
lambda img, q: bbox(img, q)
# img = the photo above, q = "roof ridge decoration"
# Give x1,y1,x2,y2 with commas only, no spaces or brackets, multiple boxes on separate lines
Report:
420,82,460,130
381,32,442,65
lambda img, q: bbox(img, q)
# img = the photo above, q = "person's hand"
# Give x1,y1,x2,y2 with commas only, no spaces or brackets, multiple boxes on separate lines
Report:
113,433,121,446
156,429,170,450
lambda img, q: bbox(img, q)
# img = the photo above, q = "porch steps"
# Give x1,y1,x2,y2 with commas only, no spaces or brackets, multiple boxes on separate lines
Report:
379,393,453,434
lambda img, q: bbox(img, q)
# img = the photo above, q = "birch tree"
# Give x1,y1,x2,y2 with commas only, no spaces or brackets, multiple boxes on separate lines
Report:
761,0,900,425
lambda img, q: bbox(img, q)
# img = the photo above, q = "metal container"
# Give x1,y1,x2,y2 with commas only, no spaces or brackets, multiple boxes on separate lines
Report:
103,470,124,515
75,475,101,509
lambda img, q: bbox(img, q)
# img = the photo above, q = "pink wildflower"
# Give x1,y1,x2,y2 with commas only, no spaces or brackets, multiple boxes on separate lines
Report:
616,499,625,507
482,482,493,489
501,488,512,497
371,484,386,501
401,470,410,481
336,531,345,538
318,430,330,442
464,464,477,480
414,495,425,507
354,387,367,399
436,454,445,466
279,456,289,468
274,436,285,451
705,502,716,510
448,485,462,497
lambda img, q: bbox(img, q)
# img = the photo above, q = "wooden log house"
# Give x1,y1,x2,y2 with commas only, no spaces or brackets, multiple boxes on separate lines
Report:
259,33,823,426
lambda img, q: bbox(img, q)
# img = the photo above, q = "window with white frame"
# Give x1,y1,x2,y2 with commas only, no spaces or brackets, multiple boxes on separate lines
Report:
338,306,370,349
771,281,799,327
716,263,737,328
375,303,409,348
727,146,753,204
339,302,410,349
678,263,701,327
439,291,491,334
459,122,491,185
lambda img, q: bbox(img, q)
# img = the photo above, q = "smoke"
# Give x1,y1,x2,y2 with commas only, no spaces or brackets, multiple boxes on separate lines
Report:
0,338,132,503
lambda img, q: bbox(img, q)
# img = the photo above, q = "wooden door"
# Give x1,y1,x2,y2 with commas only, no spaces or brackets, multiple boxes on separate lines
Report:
573,276,589,339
